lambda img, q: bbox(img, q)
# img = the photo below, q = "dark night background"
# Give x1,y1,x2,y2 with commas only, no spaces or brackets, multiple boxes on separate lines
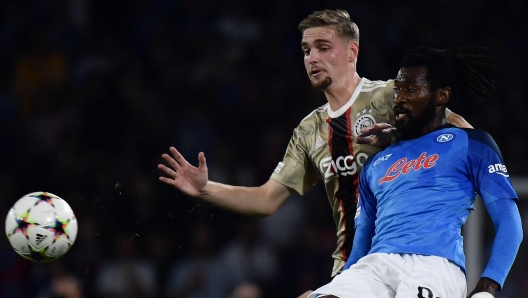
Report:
0,0,527,297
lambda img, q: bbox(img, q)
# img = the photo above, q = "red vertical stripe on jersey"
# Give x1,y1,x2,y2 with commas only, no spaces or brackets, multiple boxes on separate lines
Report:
327,110,359,264
345,109,360,203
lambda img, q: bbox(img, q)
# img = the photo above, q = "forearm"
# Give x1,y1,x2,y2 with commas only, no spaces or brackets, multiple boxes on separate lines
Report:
344,223,375,269
482,199,523,288
198,180,290,217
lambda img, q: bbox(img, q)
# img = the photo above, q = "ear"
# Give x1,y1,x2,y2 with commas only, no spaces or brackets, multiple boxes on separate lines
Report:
435,87,451,106
349,41,359,63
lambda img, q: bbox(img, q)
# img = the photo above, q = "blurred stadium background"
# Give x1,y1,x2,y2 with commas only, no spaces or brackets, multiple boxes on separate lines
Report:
0,0,526,297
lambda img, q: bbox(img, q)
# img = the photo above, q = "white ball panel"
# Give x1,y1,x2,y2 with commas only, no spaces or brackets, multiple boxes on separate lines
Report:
27,203,55,225
8,233,30,254
65,218,78,242
5,210,17,235
46,237,71,258
11,195,38,215
52,198,75,220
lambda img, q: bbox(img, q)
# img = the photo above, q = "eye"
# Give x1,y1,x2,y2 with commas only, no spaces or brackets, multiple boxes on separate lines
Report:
393,87,400,94
320,46,329,52
407,87,416,93
302,48,310,56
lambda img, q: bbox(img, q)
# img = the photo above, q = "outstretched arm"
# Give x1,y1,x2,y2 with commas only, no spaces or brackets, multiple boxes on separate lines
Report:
158,147,291,217
467,199,522,297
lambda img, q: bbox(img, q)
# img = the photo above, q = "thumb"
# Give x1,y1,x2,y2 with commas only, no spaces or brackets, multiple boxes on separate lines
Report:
198,152,207,169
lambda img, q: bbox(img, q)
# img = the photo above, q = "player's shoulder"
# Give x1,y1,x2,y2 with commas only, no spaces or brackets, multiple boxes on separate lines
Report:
454,127,494,143
360,78,394,92
459,128,502,158
295,102,329,131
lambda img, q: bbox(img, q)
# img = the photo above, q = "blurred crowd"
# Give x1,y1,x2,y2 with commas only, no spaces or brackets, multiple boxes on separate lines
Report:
0,0,527,297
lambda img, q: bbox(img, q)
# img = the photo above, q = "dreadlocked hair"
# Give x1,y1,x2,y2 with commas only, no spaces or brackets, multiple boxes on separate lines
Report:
400,45,496,103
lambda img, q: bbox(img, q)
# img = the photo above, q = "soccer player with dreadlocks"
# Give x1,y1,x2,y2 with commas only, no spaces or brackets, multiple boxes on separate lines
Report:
308,45,523,298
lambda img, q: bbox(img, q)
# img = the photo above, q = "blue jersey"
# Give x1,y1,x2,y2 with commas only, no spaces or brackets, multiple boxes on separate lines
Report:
355,125,518,271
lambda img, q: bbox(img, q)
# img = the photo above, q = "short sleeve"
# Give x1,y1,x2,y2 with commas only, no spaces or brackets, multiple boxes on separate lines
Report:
270,127,318,195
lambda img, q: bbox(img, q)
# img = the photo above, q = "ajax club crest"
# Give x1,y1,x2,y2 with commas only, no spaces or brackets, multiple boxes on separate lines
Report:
354,110,376,136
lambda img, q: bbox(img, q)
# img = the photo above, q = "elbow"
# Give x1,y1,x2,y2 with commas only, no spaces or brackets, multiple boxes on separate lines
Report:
255,205,278,218
255,212,271,218
515,222,523,247
512,211,523,247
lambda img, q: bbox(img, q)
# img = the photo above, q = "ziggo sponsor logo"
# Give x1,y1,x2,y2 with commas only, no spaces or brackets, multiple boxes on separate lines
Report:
320,153,369,179
378,152,438,184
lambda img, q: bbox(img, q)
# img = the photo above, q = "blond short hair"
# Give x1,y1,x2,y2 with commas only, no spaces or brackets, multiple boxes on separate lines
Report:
298,9,359,43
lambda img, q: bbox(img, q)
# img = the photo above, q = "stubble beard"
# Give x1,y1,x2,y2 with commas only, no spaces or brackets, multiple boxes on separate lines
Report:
311,77,333,90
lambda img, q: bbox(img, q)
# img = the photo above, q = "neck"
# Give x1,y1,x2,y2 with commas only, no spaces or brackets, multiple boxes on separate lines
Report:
427,108,448,132
324,73,361,111
399,109,447,141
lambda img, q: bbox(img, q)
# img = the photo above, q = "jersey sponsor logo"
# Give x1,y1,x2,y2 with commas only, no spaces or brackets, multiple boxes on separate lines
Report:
488,163,509,177
378,152,439,184
373,153,392,166
274,162,284,173
435,133,455,143
320,153,368,180
353,114,376,136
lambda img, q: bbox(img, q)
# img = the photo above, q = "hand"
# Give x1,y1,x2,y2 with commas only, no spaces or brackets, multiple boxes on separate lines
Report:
158,147,209,198
467,277,499,298
355,123,398,148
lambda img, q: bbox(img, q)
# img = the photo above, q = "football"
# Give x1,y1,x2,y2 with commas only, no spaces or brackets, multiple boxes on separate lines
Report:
5,192,78,262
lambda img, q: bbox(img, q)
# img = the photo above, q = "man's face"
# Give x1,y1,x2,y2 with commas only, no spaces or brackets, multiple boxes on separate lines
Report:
301,26,354,90
393,66,437,139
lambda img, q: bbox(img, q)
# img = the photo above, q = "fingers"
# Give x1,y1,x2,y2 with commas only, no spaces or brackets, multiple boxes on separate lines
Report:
158,163,177,178
158,147,188,185
161,152,182,172
197,152,207,169
359,123,392,134
358,123,395,138
158,176,174,185
169,147,188,168
355,137,376,145
159,147,205,179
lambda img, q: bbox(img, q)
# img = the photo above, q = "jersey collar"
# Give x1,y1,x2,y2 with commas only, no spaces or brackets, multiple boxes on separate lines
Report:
327,77,367,118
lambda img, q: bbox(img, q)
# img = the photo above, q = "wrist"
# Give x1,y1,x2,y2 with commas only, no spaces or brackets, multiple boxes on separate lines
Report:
479,277,500,292
198,181,213,198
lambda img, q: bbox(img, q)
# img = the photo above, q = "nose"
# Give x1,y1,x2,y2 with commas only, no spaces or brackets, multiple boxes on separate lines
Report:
307,50,318,64
394,90,406,104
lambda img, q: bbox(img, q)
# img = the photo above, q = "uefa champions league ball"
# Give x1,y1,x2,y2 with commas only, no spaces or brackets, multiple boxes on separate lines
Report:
5,192,78,262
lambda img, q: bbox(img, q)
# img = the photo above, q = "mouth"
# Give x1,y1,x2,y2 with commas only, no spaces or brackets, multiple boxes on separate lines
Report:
395,113,406,121
394,106,408,121
310,69,324,77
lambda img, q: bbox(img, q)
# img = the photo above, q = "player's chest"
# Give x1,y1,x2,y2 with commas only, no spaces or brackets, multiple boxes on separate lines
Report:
308,115,383,181
368,132,465,187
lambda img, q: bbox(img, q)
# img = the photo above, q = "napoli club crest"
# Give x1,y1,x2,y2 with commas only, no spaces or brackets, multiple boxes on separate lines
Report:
354,114,376,136
435,133,455,143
